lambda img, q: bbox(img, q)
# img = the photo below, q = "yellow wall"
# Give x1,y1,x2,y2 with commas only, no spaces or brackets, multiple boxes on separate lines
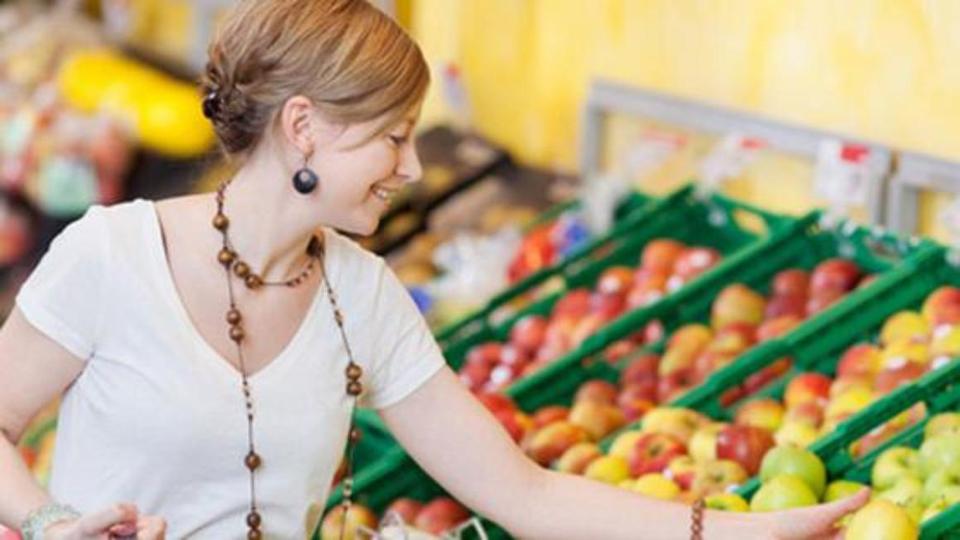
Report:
409,0,960,230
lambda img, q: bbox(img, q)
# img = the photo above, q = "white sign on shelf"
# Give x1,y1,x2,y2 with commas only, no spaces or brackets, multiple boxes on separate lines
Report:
940,194,960,266
814,139,878,209
698,133,766,193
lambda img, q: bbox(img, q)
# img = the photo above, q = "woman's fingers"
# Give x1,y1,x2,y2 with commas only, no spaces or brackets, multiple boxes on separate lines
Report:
77,503,138,535
136,515,167,540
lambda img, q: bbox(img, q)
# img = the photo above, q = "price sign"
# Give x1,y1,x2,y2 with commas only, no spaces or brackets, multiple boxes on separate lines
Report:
698,133,765,192
940,195,960,266
814,140,879,209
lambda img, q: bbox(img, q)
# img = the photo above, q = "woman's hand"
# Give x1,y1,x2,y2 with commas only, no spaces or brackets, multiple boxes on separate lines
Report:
42,503,166,540
765,488,870,540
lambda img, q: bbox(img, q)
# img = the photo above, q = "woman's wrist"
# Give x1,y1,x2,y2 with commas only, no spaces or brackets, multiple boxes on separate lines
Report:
20,502,81,540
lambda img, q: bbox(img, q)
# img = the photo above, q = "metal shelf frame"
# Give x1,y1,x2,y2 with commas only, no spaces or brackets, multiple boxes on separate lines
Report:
886,151,960,236
577,79,892,224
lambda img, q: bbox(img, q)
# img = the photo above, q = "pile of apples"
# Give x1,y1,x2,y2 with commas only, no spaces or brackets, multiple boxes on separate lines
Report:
652,258,872,404
507,215,591,282
746,412,960,540
320,496,473,540
460,239,722,393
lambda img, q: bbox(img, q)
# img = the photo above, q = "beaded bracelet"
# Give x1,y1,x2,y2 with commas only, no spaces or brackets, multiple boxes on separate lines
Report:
20,502,81,540
690,498,705,540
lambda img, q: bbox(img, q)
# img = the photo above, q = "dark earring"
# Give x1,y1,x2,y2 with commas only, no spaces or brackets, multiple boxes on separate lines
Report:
293,157,319,195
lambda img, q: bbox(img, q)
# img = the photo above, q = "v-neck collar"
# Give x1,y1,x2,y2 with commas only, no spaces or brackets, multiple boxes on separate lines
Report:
142,199,332,384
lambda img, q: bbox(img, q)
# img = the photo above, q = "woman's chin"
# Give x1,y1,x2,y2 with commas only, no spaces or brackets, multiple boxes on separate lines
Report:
338,216,380,237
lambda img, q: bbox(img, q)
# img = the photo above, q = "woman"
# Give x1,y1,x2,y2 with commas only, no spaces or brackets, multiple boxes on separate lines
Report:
0,1,867,538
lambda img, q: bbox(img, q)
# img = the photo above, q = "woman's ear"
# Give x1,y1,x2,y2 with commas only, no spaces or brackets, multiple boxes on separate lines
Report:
278,95,317,156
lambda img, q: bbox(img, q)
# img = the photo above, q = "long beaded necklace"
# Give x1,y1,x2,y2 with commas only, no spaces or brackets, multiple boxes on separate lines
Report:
212,181,363,539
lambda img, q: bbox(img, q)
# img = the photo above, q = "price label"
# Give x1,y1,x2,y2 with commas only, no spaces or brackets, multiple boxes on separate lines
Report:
698,133,765,191
940,196,960,262
814,140,878,208
621,129,686,181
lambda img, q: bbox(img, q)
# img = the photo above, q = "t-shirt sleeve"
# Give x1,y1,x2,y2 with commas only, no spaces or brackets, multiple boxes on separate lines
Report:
361,258,445,410
15,206,108,361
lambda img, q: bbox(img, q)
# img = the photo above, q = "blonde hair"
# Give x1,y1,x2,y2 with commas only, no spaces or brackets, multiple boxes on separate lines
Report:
201,0,430,155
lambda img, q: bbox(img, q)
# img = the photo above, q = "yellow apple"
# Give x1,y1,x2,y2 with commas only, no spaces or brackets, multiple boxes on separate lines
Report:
689,422,727,463
775,421,819,448
584,455,630,485
704,492,749,512
631,473,680,500
845,499,918,540
608,431,643,460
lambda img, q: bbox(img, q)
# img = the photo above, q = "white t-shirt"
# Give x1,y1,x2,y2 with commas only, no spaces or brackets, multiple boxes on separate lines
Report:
15,199,445,539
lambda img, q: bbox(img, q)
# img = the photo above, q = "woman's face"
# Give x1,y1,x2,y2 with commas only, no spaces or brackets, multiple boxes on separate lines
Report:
306,109,422,236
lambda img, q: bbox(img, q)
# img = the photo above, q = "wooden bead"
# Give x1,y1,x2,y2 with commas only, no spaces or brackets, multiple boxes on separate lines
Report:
349,428,361,443
345,363,363,381
245,451,261,470
230,325,245,343
212,213,229,230
218,248,236,266
346,381,363,396
246,511,261,529
227,309,242,325
247,528,262,540
245,274,263,289
234,261,251,279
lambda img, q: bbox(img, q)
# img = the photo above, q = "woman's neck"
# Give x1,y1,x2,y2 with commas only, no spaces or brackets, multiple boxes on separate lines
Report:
216,156,321,283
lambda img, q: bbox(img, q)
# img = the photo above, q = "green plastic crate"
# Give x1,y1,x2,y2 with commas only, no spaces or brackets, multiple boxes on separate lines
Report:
734,358,960,539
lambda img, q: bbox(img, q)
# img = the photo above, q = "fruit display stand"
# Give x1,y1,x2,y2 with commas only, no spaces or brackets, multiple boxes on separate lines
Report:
885,151,960,238
735,359,960,539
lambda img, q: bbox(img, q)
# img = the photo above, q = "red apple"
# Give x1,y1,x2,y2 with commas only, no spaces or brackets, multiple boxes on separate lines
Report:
618,383,658,421
321,504,378,540
756,316,802,342
385,498,423,524
665,455,697,490
570,314,608,346
784,402,825,428
551,288,593,320
720,385,747,407
523,421,589,466
658,368,697,403
575,379,619,404
735,398,786,432
711,284,766,330
597,266,635,296
414,498,471,535
510,315,548,353
715,424,775,475
459,362,492,391
628,433,688,476
673,247,722,281
641,239,687,272
660,324,714,376
743,359,793,395
805,288,846,316
475,392,517,416
765,294,808,320
486,364,521,391
620,354,661,385
569,400,626,441
691,350,737,384
922,286,960,326
874,362,928,394
465,342,502,369
784,373,831,409
644,320,665,344
590,292,626,320
707,323,756,354
773,269,810,297
532,405,569,428
810,258,862,294
837,343,882,379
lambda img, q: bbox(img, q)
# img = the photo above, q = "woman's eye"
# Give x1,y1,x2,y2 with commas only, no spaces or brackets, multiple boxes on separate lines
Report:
389,134,408,146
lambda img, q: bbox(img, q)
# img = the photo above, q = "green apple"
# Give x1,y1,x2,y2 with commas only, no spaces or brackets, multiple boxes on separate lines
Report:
925,412,960,440
877,476,924,524
704,492,749,512
919,432,960,480
750,474,818,512
922,465,960,506
846,499,918,540
872,447,920,490
759,446,826,498
824,479,867,502
921,498,950,524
